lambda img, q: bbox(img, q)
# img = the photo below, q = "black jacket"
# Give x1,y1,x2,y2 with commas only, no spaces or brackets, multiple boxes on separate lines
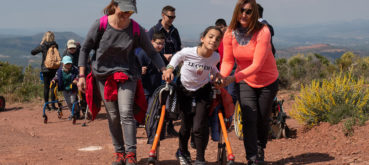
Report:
31,41,59,72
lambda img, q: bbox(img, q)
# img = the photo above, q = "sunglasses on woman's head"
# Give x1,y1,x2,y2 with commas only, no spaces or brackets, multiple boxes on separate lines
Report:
240,8,252,15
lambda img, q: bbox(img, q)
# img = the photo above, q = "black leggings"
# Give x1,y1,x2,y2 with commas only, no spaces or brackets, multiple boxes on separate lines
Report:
177,81,212,161
42,71,57,104
237,80,278,161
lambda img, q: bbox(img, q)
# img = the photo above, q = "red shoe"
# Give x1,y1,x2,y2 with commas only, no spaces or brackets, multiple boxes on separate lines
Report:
112,152,125,165
125,152,137,165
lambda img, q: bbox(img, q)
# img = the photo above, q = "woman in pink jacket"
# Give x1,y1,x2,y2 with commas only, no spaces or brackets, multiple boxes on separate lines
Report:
220,0,279,164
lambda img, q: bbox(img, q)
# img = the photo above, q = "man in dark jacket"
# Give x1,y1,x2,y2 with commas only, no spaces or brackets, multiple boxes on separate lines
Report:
147,5,182,65
147,5,182,137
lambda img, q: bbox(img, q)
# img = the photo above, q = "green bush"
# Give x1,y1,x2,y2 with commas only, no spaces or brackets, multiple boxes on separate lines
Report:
0,62,43,102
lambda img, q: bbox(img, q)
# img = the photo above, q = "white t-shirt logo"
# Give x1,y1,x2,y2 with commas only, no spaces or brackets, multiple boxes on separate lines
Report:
196,66,204,75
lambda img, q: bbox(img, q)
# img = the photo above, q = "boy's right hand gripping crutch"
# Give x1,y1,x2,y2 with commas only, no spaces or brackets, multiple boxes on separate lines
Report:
148,83,171,165
213,87,235,165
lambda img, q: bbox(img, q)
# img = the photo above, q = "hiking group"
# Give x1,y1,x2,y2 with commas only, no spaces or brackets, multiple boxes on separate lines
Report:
30,0,278,165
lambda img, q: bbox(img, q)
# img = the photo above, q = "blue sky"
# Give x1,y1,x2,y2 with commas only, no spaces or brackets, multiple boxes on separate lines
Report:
1,0,368,40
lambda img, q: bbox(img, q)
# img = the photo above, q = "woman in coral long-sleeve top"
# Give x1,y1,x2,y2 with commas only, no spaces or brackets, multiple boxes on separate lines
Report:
220,0,279,164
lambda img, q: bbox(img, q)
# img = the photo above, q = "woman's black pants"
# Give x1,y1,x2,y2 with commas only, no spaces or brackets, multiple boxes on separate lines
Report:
237,80,278,161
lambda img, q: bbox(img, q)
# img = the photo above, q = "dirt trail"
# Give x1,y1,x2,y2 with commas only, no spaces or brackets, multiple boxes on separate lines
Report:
0,90,368,165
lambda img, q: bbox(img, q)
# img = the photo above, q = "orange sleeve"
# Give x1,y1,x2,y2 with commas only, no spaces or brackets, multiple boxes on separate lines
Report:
220,30,235,77
234,27,271,82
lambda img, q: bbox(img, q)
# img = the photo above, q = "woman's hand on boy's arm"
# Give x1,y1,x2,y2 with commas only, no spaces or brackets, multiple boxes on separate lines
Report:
221,76,236,88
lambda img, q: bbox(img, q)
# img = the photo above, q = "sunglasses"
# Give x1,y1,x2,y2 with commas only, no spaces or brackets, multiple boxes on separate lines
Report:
123,11,134,14
164,13,176,20
240,8,253,15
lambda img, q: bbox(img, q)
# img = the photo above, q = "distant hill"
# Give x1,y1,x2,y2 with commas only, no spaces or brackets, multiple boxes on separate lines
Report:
276,43,359,60
274,20,369,57
0,32,83,67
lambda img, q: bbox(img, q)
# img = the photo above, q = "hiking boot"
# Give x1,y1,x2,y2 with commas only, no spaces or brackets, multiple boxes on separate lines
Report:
194,160,206,165
112,152,125,165
125,152,137,165
167,123,179,137
176,149,192,165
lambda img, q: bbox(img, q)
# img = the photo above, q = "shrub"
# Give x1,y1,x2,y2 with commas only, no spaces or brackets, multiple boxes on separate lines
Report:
0,62,43,102
290,70,369,135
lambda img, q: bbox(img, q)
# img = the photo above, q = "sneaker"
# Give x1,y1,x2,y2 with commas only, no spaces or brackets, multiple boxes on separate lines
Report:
68,115,73,121
257,146,265,162
247,160,266,165
125,152,137,165
248,156,266,165
176,149,192,165
112,152,125,165
194,160,206,165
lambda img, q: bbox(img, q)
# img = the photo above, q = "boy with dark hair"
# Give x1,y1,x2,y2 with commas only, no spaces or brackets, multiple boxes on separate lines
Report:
136,31,166,102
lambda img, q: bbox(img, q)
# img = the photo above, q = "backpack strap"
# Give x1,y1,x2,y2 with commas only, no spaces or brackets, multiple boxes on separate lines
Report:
99,15,108,31
131,19,140,37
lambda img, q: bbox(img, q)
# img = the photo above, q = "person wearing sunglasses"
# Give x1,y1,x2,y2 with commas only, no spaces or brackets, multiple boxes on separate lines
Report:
147,5,182,137
78,0,166,165
218,0,279,164
148,5,182,65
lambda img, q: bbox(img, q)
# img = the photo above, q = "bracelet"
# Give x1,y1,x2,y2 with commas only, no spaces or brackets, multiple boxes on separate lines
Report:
79,74,85,78
166,65,174,70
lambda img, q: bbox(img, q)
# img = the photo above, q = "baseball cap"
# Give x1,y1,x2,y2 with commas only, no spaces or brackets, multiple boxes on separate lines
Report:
62,56,73,64
114,0,137,13
67,39,76,49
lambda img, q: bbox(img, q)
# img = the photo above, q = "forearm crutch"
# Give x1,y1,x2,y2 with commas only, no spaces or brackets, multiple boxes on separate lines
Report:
148,83,170,165
218,110,235,164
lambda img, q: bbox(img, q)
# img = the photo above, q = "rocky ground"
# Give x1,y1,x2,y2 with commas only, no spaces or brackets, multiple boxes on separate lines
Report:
0,90,368,165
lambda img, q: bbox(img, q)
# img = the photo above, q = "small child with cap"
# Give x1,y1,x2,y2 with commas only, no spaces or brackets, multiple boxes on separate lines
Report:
52,56,80,119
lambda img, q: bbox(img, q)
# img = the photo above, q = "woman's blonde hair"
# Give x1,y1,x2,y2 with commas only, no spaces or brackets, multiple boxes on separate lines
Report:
40,31,55,45
228,0,262,35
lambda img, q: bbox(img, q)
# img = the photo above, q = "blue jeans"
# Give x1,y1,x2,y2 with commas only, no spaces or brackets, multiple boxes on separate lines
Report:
97,78,137,153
